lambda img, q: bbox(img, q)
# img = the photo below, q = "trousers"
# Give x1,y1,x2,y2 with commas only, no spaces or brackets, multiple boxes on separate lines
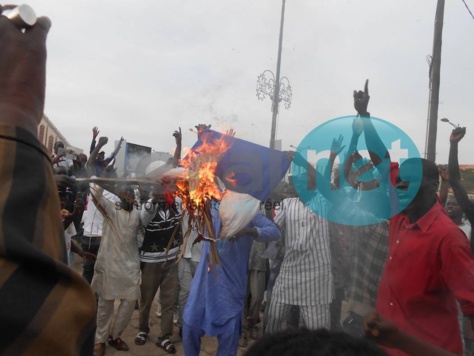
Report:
183,314,241,356
138,260,178,338
95,297,135,343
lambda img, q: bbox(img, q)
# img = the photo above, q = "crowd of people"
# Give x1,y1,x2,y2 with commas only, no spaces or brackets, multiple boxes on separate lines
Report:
1,5,474,356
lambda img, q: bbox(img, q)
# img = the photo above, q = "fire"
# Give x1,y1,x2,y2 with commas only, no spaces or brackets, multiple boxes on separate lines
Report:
224,171,237,187
175,129,235,266
177,131,234,210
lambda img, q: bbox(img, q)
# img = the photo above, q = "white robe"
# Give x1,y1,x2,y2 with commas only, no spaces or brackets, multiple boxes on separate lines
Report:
90,184,141,300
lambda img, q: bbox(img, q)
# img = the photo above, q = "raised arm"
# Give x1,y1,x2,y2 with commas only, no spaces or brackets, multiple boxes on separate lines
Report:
0,7,95,353
87,136,108,176
355,80,391,174
438,166,449,206
90,126,99,154
448,127,473,212
325,135,345,189
104,136,124,165
170,128,182,168
448,127,474,251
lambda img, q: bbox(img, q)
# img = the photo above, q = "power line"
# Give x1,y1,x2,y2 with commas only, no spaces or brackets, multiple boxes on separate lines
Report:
461,0,474,21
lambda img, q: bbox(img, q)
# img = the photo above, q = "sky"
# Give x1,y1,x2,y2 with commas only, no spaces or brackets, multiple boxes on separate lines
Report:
33,0,474,164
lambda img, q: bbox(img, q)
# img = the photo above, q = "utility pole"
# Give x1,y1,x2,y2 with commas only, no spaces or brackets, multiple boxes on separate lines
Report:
256,0,292,150
425,0,445,162
270,0,286,150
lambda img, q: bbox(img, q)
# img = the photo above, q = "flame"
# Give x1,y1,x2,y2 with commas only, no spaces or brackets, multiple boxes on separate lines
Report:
175,128,235,266
177,131,235,210
224,171,237,187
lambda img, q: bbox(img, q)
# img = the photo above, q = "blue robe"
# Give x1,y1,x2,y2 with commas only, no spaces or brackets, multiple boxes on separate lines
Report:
184,209,281,336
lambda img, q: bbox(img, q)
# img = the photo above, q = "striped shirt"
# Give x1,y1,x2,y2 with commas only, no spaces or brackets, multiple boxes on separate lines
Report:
272,196,333,305
0,125,96,356
346,221,389,316
139,199,182,263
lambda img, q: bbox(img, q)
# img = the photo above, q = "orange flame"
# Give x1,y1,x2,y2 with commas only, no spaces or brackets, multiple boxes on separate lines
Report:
177,132,235,210
224,171,237,187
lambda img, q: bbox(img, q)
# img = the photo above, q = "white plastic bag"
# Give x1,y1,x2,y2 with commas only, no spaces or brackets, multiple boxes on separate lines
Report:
218,190,261,239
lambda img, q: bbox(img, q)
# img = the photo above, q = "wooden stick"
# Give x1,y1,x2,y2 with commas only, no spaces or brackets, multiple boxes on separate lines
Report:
75,177,162,185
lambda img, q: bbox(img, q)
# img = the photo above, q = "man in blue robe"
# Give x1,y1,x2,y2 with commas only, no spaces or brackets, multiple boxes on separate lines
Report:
183,207,281,356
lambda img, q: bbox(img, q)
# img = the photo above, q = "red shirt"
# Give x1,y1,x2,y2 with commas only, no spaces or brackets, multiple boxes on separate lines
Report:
376,201,474,356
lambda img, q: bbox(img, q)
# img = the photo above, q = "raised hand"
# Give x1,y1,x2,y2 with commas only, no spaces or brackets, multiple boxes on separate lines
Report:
330,135,345,156
0,5,51,136
225,128,236,137
92,126,99,139
450,127,466,143
353,79,370,116
288,150,307,168
97,136,108,147
195,124,212,135
173,127,182,145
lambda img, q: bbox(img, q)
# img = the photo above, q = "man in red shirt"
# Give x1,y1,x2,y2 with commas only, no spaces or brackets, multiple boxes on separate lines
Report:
352,81,474,355
375,157,474,356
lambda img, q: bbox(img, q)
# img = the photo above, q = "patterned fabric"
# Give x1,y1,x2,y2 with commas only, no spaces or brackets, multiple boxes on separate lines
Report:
345,221,389,316
266,300,330,333
328,222,352,290
139,199,182,263
272,196,333,306
0,125,96,356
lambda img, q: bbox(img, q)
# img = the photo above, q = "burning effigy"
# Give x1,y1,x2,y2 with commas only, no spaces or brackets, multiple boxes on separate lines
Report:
174,126,237,265
171,125,291,265
78,125,291,266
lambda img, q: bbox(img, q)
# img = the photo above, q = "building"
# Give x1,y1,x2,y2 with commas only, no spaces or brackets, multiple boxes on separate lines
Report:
38,114,82,156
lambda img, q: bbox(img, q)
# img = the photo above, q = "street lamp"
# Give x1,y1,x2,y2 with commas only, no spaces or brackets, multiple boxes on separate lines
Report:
256,0,292,150
257,71,292,110
440,117,459,129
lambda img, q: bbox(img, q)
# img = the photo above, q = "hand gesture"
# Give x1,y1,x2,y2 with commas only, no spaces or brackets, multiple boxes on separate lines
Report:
0,5,51,134
450,127,466,143
288,150,307,168
92,126,99,139
195,124,211,135
439,166,449,182
173,127,182,145
352,117,364,137
364,311,401,348
353,79,370,116
330,135,345,156
98,136,108,147
225,128,236,137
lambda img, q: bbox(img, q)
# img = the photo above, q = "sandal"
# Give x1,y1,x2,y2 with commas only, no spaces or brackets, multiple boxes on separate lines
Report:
156,338,176,354
134,331,147,345
108,336,129,351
